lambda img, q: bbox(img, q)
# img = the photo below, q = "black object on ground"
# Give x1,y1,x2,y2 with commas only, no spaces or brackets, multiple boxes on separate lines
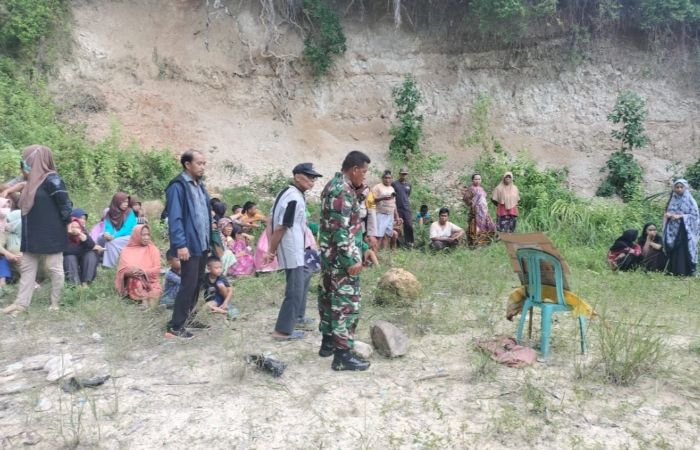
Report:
245,354,287,377
61,375,111,393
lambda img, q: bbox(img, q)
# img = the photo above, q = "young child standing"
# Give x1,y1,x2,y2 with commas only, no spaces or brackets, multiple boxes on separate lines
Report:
160,250,181,309
203,256,233,314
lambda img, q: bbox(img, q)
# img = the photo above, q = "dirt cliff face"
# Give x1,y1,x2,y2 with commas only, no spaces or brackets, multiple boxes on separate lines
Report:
53,0,700,195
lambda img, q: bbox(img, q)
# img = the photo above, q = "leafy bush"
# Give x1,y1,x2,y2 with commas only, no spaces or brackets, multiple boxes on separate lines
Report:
302,0,346,79
251,170,291,197
0,0,64,53
469,0,557,44
389,75,424,161
596,151,644,202
462,93,496,153
685,158,700,190
598,91,648,202
608,91,649,152
0,57,179,198
468,149,665,246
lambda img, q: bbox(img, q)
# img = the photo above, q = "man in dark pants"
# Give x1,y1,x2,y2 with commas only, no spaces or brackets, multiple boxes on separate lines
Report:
164,150,211,339
266,163,323,340
392,167,413,246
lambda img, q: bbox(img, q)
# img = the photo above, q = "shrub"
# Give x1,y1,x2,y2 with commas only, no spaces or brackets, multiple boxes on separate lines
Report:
598,91,648,202
0,59,180,198
685,158,700,190
595,151,643,202
389,75,424,161
597,316,665,386
302,0,346,79
0,0,64,52
463,93,495,152
468,149,665,246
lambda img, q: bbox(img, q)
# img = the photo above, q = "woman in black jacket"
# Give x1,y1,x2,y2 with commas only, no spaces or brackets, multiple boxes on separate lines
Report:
3,145,72,315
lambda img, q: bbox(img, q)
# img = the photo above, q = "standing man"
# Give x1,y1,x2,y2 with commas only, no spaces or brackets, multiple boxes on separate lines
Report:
371,170,402,250
266,163,323,340
392,167,413,246
318,150,372,371
164,149,211,339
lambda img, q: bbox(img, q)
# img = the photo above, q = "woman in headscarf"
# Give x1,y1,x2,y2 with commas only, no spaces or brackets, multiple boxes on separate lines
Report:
637,222,667,272
3,145,72,316
64,209,101,286
128,195,147,225
491,171,521,233
607,229,642,272
663,179,699,276
101,192,138,268
115,225,162,307
463,173,497,247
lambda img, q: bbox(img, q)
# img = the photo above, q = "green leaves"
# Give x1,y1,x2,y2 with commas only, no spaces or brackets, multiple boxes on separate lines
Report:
302,0,346,79
598,91,648,202
607,91,649,152
0,0,63,52
389,75,423,161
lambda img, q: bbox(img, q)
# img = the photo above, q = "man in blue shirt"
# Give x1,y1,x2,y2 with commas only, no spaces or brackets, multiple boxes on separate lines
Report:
164,150,211,339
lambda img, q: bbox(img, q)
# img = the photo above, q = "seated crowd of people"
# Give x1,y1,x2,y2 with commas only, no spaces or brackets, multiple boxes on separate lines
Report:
0,154,300,315
606,179,699,276
0,146,696,318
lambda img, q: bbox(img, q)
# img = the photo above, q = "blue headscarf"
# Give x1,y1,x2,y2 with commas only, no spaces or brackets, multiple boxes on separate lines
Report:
664,179,699,264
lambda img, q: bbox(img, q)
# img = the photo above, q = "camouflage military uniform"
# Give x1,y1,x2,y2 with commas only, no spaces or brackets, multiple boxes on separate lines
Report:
318,172,363,350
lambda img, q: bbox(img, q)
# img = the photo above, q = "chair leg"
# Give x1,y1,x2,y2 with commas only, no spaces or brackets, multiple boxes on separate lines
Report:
540,306,553,360
527,307,533,340
578,316,587,354
515,302,530,344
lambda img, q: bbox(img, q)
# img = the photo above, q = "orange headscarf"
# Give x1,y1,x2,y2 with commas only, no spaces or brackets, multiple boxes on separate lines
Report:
18,145,57,216
115,225,162,296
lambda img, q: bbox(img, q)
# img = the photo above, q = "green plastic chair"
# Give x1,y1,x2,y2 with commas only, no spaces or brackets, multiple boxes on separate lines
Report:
515,248,587,360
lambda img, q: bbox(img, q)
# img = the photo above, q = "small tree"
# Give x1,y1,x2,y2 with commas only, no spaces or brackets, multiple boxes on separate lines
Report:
389,75,423,160
608,90,649,152
597,91,648,202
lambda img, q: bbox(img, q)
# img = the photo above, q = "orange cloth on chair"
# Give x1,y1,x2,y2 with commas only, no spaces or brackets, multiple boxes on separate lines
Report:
507,285,595,321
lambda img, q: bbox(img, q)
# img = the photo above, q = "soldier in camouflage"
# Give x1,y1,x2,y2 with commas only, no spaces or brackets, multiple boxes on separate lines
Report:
317,150,372,371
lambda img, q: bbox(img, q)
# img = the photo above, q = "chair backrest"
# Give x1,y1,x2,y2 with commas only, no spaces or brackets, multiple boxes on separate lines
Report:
515,248,566,307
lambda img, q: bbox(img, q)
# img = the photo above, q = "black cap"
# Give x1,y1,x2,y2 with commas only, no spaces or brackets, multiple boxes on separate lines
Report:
71,208,88,219
292,162,322,178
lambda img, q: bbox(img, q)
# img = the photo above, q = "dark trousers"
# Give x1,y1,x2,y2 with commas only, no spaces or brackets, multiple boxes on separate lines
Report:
169,254,207,330
398,209,413,244
274,266,312,334
63,252,99,283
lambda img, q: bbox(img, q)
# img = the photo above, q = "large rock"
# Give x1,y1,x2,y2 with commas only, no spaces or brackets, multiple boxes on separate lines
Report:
375,268,421,307
370,321,409,358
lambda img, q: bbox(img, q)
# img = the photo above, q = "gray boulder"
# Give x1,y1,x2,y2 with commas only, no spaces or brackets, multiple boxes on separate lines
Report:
370,321,409,357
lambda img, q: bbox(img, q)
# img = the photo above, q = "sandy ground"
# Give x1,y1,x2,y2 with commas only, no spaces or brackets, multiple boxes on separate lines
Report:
1,251,699,449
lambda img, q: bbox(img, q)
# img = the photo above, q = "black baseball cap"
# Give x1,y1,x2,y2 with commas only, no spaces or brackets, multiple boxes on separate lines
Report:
71,208,88,219
292,163,322,178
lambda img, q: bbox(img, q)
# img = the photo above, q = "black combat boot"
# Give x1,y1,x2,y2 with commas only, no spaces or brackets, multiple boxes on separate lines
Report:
331,349,370,371
319,334,334,357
